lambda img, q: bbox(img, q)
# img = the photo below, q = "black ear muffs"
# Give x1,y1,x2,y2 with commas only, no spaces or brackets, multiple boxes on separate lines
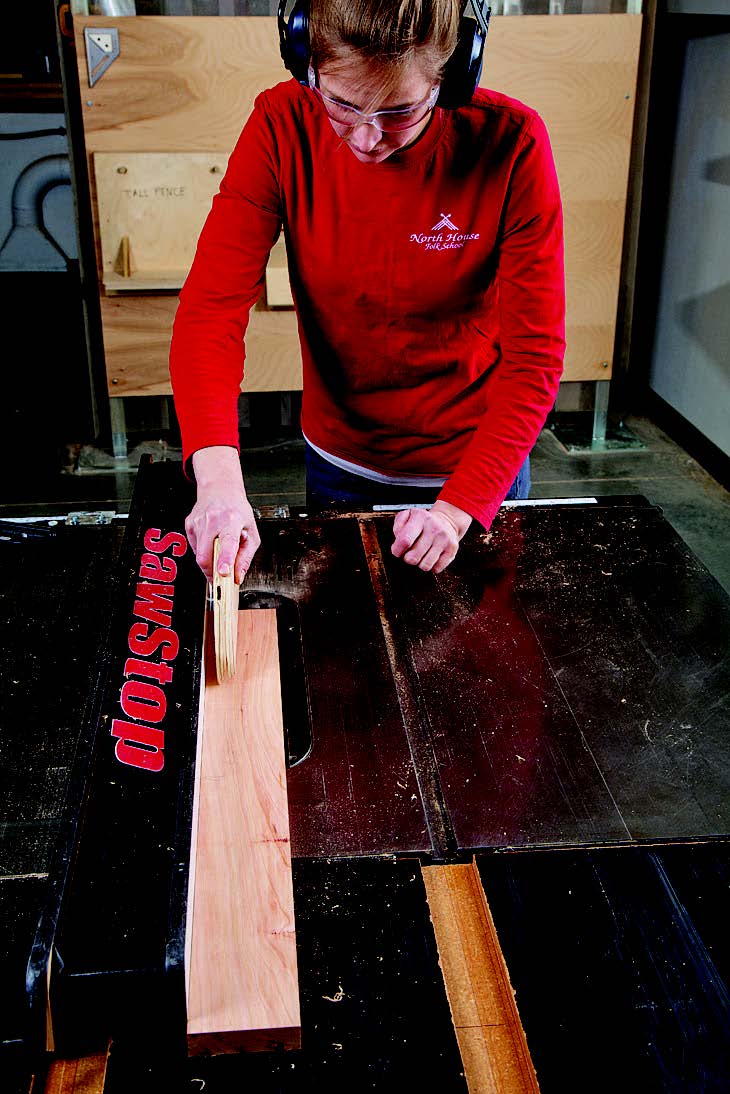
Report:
278,0,311,86
438,5,491,109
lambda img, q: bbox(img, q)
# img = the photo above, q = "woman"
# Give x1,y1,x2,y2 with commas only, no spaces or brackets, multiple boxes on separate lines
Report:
170,0,565,583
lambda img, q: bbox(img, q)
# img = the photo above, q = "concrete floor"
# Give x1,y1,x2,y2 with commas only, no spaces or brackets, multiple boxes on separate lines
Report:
2,413,729,595
530,416,730,595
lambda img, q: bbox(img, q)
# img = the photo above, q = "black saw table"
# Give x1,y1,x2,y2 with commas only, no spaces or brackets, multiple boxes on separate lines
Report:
1,459,728,1092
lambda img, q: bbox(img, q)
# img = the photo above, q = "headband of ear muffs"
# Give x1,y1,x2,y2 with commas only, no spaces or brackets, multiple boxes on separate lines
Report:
277,0,491,108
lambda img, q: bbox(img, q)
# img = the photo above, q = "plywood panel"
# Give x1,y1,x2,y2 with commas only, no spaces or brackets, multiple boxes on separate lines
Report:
101,293,613,392
75,17,276,151
94,151,229,290
186,610,300,1054
265,235,292,308
485,15,642,383
75,14,641,393
102,295,302,396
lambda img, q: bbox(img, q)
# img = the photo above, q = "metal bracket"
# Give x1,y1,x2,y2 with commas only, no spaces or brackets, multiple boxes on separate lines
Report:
253,505,291,520
64,511,117,526
85,27,120,88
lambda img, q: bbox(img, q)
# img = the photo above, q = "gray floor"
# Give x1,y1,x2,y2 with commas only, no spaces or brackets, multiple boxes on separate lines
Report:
530,417,730,595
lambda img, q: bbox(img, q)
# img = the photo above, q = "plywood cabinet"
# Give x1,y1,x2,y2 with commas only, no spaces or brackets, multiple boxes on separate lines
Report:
73,14,641,401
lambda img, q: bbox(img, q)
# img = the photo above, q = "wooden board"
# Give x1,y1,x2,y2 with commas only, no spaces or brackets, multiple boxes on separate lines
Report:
73,14,641,393
422,862,539,1094
185,609,300,1054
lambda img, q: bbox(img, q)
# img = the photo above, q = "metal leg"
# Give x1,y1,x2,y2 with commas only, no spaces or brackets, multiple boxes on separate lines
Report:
592,380,610,448
110,397,128,460
160,395,170,432
280,392,293,428
238,393,251,430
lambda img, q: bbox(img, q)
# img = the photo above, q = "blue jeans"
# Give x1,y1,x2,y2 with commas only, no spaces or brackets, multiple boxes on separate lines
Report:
305,444,531,512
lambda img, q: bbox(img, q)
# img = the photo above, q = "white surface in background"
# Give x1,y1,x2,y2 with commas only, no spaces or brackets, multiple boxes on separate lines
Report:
650,34,730,458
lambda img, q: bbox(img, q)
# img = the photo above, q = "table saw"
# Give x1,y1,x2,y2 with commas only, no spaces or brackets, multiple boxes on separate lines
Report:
1,459,728,1091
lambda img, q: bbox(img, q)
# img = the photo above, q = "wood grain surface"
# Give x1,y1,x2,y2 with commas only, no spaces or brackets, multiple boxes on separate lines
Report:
212,538,239,683
422,862,539,1094
74,14,641,393
101,295,302,396
186,609,300,1054
93,151,229,290
265,236,293,308
43,1045,110,1094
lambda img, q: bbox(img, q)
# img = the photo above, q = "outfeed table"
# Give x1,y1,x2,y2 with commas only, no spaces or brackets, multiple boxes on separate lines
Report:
1,459,728,1092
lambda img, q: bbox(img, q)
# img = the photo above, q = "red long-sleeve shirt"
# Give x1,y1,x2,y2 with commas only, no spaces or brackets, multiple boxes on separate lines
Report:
170,79,565,529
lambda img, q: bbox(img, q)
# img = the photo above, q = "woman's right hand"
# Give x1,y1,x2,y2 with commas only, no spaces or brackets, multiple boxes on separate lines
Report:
186,446,261,585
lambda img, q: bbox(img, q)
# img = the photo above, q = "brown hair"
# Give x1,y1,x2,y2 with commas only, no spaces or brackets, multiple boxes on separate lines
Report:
310,0,462,93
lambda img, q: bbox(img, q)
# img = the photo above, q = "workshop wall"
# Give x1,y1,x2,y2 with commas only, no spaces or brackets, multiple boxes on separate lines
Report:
650,32,730,458
0,120,89,489
0,115,76,271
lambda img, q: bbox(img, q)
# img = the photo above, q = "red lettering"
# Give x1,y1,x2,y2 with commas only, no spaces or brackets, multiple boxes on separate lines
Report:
112,531,185,771
139,552,177,582
143,528,187,557
127,623,179,661
111,719,164,773
121,680,167,723
134,583,174,627
124,657,174,685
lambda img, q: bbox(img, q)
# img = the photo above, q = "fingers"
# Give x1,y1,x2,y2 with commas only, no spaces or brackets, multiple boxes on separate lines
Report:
417,543,443,572
193,523,219,583
215,531,240,577
391,508,461,573
432,544,458,574
392,508,411,536
185,489,260,584
184,517,198,555
391,509,426,558
234,525,261,585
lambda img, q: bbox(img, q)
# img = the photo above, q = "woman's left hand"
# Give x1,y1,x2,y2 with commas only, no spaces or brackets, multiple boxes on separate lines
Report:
391,501,473,574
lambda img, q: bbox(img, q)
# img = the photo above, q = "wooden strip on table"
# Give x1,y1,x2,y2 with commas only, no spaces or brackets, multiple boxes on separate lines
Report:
422,862,539,1094
43,1044,110,1094
186,609,300,1054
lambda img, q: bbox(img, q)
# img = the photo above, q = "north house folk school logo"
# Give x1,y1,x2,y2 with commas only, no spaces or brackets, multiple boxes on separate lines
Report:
410,213,480,252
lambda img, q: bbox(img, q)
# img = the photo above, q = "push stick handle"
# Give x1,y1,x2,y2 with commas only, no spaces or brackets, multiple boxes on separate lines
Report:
212,538,240,683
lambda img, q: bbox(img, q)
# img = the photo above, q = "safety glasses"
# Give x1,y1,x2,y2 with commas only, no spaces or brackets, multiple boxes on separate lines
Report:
307,65,439,133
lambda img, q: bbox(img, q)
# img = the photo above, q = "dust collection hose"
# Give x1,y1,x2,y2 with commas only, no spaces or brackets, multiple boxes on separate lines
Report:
0,154,71,270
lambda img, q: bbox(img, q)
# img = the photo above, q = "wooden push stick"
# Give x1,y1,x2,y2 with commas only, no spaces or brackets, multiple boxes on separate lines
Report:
422,862,540,1094
212,538,239,683
186,609,300,1054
